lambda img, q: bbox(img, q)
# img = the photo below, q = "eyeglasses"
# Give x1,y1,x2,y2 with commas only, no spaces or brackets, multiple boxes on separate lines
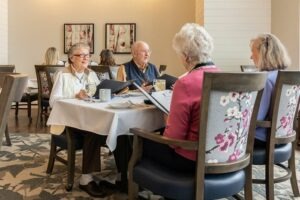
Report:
73,54,91,58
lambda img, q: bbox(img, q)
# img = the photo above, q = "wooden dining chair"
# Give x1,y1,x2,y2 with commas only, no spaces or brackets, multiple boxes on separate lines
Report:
0,73,28,149
0,65,15,72
252,70,300,200
34,65,64,127
88,65,113,80
0,72,28,146
128,72,267,200
240,65,257,72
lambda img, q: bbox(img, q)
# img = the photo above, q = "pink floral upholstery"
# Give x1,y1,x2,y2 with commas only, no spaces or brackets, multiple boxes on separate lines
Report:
39,71,50,97
275,84,300,138
205,91,257,163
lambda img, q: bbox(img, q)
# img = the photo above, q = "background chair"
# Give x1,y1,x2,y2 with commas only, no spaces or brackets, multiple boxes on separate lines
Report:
240,65,257,72
252,70,300,200
34,65,64,127
0,73,28,149
0,65,38,123
0,72,28,146
0,65,15,72
46,127,83,191
159,64,167,75
128,72,266,200
88,65,113,80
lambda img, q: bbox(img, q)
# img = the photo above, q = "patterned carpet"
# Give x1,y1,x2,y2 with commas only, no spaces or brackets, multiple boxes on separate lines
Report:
0,133,300,200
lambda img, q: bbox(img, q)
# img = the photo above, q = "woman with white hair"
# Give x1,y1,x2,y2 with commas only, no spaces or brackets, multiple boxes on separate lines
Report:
143,23,220,171
250,33,291,142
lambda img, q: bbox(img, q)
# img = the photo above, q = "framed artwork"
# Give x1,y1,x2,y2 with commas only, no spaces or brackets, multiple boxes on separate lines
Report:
105,23,136,54
64,23,94,54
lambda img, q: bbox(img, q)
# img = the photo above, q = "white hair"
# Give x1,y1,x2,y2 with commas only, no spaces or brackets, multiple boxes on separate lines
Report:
172,23,214,66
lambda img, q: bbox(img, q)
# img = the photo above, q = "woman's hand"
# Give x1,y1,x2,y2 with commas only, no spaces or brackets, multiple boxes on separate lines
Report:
75,89,89,99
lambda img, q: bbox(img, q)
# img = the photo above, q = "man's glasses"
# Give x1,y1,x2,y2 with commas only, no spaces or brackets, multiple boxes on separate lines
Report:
73,54,91,58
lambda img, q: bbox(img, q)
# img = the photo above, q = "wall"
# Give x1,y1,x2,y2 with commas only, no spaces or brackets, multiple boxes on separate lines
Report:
204,0,271,71
0,0,8,64
272,0,299,70
8,0,195,77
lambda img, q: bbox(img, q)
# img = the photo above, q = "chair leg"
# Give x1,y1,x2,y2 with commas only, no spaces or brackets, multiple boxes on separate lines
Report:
4,124,11,146
46,138,57,174
266,162,275,200
66,128,75,191
27,97,32,121
289,147,300,197
244,165,253,200
15,102,19,118
128,164,139,200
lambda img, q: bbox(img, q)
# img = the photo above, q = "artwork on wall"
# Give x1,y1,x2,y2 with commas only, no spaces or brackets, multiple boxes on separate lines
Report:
64,23,94,54
105,23,136,54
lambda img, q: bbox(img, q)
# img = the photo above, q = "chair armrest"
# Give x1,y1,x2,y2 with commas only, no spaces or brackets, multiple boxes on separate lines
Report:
256,120,271,128
130,128,198,150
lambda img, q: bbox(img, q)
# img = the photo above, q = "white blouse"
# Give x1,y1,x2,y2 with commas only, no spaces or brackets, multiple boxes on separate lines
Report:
49,69,100,107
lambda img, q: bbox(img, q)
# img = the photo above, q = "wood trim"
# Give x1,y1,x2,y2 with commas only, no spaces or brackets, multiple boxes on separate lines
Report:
195,0,204,25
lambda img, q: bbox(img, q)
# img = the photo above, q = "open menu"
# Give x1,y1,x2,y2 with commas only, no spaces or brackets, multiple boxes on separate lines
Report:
93,79,132,99
133,82,172,115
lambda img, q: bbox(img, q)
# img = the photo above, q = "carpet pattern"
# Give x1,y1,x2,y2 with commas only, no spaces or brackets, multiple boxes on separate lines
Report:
0,133,300,200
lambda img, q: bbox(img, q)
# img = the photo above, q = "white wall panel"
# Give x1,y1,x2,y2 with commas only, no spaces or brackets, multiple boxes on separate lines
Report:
205,0,271,71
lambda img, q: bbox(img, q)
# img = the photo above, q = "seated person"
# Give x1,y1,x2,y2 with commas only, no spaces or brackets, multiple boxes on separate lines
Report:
249,33,291,144
50,42,107,198
117,41,159,91
99,49,119,80
42,47,64,65
143,23,219,170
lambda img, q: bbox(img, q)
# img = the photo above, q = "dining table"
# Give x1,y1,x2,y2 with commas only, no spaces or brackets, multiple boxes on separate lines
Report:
46,92,165,190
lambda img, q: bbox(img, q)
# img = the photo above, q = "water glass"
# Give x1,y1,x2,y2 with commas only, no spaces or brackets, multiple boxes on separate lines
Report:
153,79,166,91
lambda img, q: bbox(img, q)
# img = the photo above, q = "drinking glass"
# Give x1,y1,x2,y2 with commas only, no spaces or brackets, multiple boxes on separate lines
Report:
85,82,97,97
153,79,166,91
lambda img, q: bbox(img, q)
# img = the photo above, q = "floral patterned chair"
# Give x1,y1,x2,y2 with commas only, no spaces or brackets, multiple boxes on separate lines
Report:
128,72,266,200
34,65,64,127
252,71,300,200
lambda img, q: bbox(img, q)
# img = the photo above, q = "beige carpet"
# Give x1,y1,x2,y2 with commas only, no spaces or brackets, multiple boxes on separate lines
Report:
0,133,300,200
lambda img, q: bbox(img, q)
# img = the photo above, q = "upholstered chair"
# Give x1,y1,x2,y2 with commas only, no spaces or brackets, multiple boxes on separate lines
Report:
128,72,266,200
252,70,300,200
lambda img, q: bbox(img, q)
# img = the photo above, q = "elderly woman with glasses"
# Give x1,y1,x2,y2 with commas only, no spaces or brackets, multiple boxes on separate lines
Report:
250,33,291,143
49,43,109,198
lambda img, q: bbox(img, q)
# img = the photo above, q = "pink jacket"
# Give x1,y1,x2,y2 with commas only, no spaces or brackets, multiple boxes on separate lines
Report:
164,65,220,161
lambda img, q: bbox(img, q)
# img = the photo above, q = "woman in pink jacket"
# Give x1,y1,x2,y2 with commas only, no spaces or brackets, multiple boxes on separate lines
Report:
143,23,220,171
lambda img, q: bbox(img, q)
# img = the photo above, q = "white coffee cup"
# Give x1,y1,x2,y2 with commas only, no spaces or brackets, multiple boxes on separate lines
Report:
99,89,111,102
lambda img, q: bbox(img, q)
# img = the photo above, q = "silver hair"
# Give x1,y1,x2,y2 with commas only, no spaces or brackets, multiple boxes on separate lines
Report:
250,33,290,71
67,43,90,64
172,23,214,66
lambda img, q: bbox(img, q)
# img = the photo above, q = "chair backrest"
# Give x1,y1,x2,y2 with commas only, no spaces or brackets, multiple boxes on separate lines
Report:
159,65,167,74
88,65,113,80
240,65,257,72
35,65,64,99
269,71,300,144
45,66,64,93
0,65,15,73
196,72,266,198
0,72,28,102
0,73,27,149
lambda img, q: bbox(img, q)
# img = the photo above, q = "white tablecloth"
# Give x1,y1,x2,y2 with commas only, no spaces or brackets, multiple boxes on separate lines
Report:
47,95,164,151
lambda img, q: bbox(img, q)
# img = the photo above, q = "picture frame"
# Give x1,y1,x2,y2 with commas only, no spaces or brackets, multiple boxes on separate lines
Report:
105,23,136,54
64,23,94,54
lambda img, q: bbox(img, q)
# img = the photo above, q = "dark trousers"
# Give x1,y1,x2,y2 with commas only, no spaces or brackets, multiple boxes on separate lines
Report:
70,128,106,174
143,138,196,172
